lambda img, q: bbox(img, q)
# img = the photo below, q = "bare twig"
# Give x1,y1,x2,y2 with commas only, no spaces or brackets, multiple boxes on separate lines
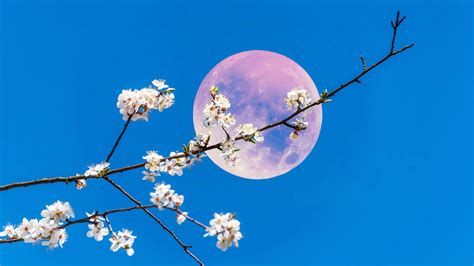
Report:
390,11,407,54
221,126,231,140
360,55,367,70
283,121,298,130
106,114,133,163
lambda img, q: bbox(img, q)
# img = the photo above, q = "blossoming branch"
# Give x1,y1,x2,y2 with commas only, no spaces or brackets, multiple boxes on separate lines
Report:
0,12,413,266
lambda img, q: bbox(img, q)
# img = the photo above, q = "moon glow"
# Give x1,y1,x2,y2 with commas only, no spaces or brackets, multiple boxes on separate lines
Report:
193,50,322,179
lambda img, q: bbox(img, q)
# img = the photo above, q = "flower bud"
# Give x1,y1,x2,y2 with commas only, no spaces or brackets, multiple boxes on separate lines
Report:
210,85,219,96
75,179,87,190
290,131,299,140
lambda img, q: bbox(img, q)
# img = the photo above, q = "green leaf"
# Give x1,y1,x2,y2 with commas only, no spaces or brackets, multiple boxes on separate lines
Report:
210,85,219,95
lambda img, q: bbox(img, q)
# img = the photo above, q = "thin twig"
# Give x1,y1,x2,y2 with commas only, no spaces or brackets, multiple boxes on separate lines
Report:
360,55,367,70
106,114,133,162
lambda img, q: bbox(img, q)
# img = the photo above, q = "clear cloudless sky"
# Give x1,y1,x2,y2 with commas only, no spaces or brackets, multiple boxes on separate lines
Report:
0,0,472,265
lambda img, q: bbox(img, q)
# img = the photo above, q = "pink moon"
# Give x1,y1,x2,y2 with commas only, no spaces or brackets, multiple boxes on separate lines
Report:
193,50,323,179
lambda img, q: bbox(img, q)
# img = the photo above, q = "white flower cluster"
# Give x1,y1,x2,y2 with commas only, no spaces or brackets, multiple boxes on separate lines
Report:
149,182,184,210
235,123,264,143
84,162,110,177
110,229,136,256
142,145,207,182
85,213,109,242
117,79,175,121
203,86,236,128
204,213,243,251
85,212,136,256
0,201,74,249
142,151,186,181
285,87,312,110
220,138,241,166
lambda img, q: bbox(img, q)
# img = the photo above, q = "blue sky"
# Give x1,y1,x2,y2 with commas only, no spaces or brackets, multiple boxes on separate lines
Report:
0,0,472,265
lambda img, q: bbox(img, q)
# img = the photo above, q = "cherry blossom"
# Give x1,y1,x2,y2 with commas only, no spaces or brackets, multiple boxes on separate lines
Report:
150,182,184,210
75,178,87,190
117,79,175,121
84,162,110,177
235,123,264,143
204,213,243,251
142,171,157,182
285,87,312,110
176,212,188,225
41,201,74,223
143,151,163,172
86,215,109,241
109,229,136,256
42,228,67,249
219,138,241,166
0,201,74,250
0,225,15,238
203,86,236,128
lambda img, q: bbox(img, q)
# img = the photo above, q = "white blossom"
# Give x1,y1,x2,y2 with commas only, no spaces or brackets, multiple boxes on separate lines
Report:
162,157,183,176
292,117,308,130
204,213,243,251
203,86,236,128
1,201,75,250
75,178,87,190
176,212,188,225
152,79,168,90
110,236,121,252
285,87,312,110
86,215,109,242
117,80,175,121
0,224,15,238
109,229,136,256
42,228,67,249
150,182,184,210
220,138,241,166
16,218,39,241
84,162,110,177
142,150,199,178
143,151,163,172
142,171,157,182
235,123,264,143
156,92,175,112
41,201,74,223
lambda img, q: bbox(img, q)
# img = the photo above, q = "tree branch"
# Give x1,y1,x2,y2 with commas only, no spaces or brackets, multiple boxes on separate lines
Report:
105,114,133,163
101,176,203,265
0,11,414,266
0,11,413,192
0,203,208,245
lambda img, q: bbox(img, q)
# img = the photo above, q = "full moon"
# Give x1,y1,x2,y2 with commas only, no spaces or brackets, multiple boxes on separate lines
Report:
193,50,322,179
